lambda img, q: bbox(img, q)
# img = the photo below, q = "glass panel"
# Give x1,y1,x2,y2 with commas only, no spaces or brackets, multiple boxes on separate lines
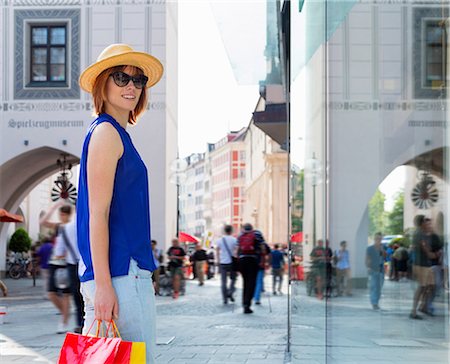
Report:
31,65,47,81
50,48,65,64
50,64,65,81
31,27,47,45
290,1,450,363
32,48,47,65
290,0,327,362
50,27,65,45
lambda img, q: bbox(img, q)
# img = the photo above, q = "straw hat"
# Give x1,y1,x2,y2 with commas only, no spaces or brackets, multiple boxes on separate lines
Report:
79,44,163,93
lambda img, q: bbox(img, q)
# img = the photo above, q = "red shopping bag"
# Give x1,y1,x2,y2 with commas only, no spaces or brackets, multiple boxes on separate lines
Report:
58,321,122,364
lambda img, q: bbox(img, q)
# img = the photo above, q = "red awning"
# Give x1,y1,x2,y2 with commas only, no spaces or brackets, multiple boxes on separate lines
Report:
290,232,303,243
178,232,200,243
0,209,24,223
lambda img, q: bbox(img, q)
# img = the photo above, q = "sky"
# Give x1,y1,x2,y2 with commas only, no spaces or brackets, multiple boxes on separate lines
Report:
178,1,405,209
178,1,262,158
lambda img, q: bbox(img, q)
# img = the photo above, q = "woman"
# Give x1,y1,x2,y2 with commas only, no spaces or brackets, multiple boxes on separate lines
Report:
77,44,163,363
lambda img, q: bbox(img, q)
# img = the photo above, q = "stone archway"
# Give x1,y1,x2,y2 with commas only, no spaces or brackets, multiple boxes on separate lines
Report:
0,147,79,272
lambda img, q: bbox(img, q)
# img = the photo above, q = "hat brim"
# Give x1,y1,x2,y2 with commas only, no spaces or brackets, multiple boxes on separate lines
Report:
79,51,163,93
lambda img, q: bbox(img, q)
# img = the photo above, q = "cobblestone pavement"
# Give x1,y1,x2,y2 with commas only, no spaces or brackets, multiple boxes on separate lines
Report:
0,273,289,364
1,273,449,363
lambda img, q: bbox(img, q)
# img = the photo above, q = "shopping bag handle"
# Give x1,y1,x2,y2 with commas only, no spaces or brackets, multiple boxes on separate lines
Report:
85,319,121,338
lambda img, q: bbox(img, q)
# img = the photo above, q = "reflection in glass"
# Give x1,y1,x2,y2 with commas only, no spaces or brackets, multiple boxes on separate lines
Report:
32,65,46,82
32,48,47,65
50,27,65,45
50,48,65,64
50,65,65,81
32,27,47,45
290,1,450,363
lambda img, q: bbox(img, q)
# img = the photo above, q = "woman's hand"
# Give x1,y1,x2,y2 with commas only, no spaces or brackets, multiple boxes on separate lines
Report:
94,283,119,322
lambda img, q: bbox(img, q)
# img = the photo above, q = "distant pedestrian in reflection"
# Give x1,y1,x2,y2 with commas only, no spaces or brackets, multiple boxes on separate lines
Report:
335,240,352,296
393,244,409,282
366,232,386,310
426,221,442,315
216,225,238,304
270,244,285,295
410,216,440,319
238,223,264,314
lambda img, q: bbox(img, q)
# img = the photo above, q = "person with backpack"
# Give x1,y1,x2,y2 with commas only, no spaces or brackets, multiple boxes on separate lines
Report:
237,223,265,314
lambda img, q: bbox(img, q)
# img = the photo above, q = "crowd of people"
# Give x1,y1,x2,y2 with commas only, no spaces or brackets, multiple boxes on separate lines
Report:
151,223,287,314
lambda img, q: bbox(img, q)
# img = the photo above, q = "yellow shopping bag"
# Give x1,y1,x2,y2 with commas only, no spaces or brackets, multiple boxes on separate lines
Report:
112,321,146,364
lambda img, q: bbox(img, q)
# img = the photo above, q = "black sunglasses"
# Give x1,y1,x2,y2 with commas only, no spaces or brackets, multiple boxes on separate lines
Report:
110,71,148,89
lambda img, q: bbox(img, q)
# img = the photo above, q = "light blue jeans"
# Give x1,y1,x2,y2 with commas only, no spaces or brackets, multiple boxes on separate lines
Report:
369,271,384,306
81,260,156,364
253,269,265,302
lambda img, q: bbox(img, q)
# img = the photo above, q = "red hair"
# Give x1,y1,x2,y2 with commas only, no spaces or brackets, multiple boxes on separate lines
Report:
91,65,148,125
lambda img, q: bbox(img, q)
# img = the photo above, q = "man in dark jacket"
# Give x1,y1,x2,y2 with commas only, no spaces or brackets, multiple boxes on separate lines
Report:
192,244,208,286
237,223,265,314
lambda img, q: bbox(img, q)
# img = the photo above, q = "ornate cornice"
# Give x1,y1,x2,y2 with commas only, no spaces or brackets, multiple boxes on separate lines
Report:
5,0,165,5
329,101,447,111
2,101,166,111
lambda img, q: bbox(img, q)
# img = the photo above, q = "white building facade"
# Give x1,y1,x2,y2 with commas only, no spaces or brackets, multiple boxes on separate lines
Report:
0,0,178,271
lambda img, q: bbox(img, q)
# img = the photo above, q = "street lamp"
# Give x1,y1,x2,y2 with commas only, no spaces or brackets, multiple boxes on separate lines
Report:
305,153,323,247
169,159,187,238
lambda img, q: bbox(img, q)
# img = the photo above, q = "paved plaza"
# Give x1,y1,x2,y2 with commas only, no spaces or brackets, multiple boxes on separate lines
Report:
0,273,288,364
0,273,449,363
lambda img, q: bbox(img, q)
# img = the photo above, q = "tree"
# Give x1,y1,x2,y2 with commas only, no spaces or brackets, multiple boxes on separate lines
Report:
291,168,304,234
8,228,32,253
385,191,404,235
368,189,386,236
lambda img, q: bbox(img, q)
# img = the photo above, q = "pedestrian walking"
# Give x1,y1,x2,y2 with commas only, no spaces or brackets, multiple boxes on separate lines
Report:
270,244,285,295
41,201,84,334
410,216,439,319
167,238,187,299
77,43,163,364
151,240,163,296
207,246,216,279
35,236,54,297
335,240,352,296
237,223,264,314
366,232,386,310
216,225,238,304
192,244,208,286
253,242,270,304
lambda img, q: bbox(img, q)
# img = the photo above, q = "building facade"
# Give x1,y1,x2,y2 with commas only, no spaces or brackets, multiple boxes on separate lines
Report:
208,131,246,236
0,0,178,271
179,153,208,241
242,98,289,245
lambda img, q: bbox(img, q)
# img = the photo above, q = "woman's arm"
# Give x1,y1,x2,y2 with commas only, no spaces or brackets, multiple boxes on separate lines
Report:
87,122,124,322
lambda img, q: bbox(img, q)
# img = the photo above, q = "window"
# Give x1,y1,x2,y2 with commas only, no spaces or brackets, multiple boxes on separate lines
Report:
14,9,80,99
195,181,203,190
413,8,449,99
30,25,67,85
424,20,445,89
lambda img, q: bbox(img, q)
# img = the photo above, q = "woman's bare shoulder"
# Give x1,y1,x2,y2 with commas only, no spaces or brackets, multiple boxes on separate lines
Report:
89,122,123,156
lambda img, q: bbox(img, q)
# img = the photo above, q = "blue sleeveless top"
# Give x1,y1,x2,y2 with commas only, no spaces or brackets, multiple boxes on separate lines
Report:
77,113,156,282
